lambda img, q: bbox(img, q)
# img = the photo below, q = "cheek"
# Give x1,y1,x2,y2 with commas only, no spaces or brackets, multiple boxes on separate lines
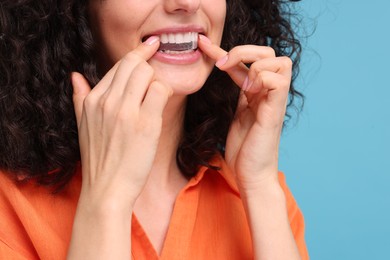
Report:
204,1,227,44
209,1,227,26
89,3,148,64
99,21,140,59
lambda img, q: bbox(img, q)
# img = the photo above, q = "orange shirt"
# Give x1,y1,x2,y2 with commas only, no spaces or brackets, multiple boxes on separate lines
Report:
0,158,309,259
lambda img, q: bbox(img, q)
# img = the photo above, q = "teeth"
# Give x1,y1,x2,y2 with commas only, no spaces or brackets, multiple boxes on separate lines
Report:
158,32,199,52
183,32,191,43
176,33,184,43
160,33,169,43
168,33,175,43
160,32,198,45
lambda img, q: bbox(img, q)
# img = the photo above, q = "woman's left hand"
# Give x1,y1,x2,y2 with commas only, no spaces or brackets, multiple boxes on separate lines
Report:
198,36,303,260
198,35,292,193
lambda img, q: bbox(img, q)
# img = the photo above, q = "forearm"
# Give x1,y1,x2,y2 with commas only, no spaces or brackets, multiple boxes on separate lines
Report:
67,201,132,260
240,174,301,260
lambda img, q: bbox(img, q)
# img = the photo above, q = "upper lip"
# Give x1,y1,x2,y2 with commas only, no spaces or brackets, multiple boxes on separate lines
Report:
142,25,206,40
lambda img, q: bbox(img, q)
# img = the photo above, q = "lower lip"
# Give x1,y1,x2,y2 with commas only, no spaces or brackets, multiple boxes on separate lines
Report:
152,49,202,65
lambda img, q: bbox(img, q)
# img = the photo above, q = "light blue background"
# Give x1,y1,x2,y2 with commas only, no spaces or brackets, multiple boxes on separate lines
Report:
279,0,390,259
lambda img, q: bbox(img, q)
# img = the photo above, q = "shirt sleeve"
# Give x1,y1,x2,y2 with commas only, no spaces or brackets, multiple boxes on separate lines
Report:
278,172,310,260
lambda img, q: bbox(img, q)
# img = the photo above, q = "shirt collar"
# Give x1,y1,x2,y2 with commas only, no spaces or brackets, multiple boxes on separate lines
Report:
185,155,240,196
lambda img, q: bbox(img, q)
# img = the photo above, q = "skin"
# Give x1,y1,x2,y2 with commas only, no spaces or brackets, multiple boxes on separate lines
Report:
88,0,225,94
67,0,301,259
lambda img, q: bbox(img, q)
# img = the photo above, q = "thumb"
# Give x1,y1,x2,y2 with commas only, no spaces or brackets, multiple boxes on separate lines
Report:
71,72,91,127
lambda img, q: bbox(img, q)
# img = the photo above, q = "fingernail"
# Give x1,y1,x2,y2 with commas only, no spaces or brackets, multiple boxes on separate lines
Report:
199,34,212,44
144,36,159,46
242,76,249,91
242,76,253,92
246,80,254,92
216,55,228,68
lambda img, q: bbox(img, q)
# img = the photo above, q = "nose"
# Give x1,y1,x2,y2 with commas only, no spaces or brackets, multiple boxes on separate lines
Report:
164,0,201,15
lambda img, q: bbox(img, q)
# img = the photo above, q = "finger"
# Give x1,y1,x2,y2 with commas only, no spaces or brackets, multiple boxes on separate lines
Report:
89,62,120,97
215,45,276,71
256,71,291,108
71,72,91,127
141,81,173,119
198,34,227,61
104,57,153,103
122,61,155,109
248,57,292,79
132,36,160,61
244,57,293,94
91,36,160,98
198,35,248,87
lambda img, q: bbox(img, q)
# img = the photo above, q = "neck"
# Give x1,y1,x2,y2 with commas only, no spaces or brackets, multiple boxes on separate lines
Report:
147,95,187,191
132,95,190,255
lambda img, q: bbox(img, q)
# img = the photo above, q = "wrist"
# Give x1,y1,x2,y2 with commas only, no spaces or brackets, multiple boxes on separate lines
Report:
237,173,301,260
77,191,135,221
238,172,288,213
242,182,286,208
237,169,282,197
69,198,132,260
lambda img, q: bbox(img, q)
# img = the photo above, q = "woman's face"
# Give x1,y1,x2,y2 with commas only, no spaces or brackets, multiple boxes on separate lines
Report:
88,0,226,95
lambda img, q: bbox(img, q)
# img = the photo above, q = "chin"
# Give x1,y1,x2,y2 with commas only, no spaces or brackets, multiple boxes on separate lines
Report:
156,73,208,95
150,60,213,96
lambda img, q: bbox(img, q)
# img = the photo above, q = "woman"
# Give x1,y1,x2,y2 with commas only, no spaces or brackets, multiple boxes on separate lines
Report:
0,0,308,259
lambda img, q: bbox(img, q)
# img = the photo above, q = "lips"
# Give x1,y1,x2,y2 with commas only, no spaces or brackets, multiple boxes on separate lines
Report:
143,26,205,53
143,27,205,64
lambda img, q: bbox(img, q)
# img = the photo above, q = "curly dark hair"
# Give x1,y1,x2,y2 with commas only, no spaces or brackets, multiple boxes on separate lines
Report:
0,0,303,190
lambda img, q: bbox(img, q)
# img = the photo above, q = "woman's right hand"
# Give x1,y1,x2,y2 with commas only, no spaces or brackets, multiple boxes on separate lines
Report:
71,36,172,215
68,36,172,259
